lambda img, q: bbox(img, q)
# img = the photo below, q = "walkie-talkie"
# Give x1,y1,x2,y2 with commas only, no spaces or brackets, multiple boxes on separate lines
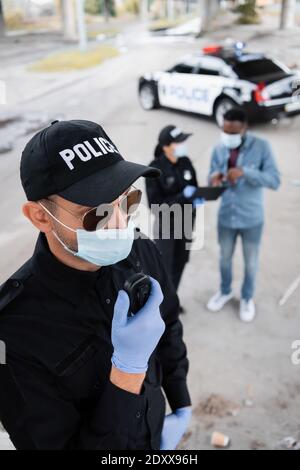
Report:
124,273,151,317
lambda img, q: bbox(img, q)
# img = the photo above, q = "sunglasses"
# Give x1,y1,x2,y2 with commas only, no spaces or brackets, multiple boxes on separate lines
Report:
45,187,142,232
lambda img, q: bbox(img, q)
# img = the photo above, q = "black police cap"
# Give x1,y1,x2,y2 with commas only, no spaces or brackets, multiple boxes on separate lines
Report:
20,119,160,206
158,125,192,147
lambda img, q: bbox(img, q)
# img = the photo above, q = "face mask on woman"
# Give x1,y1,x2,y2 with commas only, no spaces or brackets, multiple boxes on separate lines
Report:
174,143,188,158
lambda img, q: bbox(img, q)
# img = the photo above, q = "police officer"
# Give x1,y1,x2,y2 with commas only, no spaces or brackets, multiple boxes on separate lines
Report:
0,120,192,450
146,126,202,309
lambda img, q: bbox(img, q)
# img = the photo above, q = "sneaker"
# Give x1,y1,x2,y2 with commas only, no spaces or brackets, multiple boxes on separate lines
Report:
239,299,256,323
207,291,234,312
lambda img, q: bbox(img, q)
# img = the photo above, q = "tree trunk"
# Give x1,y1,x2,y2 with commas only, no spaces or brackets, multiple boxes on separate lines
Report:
186,0,190,15
103,0,109,23
280,0,296,30
0,0,5,37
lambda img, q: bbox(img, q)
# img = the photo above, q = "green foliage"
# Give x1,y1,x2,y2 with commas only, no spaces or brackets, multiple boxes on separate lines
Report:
235,0,260,24
121,0,140,15
85,0,100,15
85,0,116,17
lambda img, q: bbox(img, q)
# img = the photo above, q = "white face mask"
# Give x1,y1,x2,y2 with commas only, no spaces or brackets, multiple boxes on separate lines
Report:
39,203,135,266
174,143,188,158
221,132,242,150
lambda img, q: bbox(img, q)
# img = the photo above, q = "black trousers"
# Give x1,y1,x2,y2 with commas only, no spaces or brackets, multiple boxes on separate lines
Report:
154,209,195,292
156,236,191,292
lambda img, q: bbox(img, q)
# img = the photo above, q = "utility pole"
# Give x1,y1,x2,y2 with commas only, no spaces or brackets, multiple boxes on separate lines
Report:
61,0,77,40
280,0,296,30
167,0,175,20
199,0,219,33
75,0,87,51
186,0,190,15
61,0,87,51
140,0,148,22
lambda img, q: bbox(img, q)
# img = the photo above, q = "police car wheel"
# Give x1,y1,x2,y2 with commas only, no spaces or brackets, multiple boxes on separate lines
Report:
214,98,236,128
139,84,159,110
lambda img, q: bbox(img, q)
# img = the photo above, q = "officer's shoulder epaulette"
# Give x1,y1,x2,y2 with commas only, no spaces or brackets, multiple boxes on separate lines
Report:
0,259,33,313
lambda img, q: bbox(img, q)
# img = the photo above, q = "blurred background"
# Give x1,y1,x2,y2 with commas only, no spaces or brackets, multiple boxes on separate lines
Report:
0,0,300,450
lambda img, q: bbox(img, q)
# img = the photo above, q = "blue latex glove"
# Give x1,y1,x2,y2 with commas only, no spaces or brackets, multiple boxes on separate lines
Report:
183,185,197,199
160,407,192,450
111,277,165,374
193,198,205,209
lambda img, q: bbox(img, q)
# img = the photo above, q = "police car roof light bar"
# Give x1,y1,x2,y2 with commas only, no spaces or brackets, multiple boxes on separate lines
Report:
202,45,223,55
202,42,246,58
235,41,246,50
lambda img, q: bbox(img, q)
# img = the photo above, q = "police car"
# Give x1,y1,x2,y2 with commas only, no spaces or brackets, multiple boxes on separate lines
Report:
138,43,300,126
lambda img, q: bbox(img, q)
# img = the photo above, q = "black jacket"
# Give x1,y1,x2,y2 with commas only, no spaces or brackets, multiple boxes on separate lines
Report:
146,152,198,208
0,232,191,450
146,153,198,239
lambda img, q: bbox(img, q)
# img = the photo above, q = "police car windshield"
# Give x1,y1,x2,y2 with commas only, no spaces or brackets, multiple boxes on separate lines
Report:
233,58,290,83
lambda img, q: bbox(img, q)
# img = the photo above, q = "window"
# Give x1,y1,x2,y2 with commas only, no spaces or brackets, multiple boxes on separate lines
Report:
233,59,290,81
170,63,194,74
196,57,228,77
197,67,220,76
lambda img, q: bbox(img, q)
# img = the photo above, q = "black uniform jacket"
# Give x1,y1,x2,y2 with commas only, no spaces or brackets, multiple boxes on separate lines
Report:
146,153,198,237
146,153,198,208
0,231,191,450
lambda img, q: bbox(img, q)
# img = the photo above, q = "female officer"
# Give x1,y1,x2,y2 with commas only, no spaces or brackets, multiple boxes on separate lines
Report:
146,125,202,312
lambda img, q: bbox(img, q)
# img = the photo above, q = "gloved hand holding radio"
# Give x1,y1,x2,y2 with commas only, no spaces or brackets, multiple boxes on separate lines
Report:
111,277,165,374
160,407,192,450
